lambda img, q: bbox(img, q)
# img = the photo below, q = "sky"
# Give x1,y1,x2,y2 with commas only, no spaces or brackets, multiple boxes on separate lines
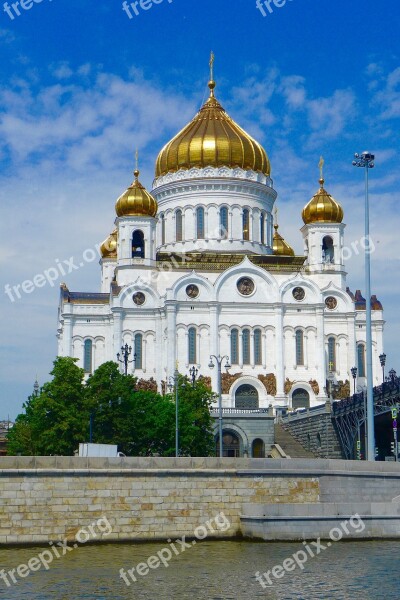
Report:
0,0,399,418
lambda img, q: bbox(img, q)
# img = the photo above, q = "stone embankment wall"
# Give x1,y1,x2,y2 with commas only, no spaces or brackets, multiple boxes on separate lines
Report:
1,457,400,545
281,410,344,459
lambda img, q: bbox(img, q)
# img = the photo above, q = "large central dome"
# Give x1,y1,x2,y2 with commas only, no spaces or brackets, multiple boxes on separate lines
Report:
155,81,271,178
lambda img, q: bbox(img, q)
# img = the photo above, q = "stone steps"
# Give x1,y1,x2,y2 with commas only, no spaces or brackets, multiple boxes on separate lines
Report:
273,423,316,458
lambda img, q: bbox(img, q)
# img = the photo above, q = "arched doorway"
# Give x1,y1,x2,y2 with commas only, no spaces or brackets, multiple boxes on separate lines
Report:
235,384,259,409
216,432,241,457
252,438,265,458
292,388,310,410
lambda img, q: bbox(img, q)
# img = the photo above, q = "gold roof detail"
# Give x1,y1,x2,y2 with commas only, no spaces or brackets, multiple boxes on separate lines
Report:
100,228,117,259
115,169,158,218
155,75,271,178
273,224,295,256
302,165,344,225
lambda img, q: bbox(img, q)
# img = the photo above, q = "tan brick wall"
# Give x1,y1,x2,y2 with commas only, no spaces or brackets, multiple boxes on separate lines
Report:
0,463,320,545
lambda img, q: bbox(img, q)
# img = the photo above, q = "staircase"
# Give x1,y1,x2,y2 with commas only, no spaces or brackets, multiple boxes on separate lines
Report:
273,423,316,458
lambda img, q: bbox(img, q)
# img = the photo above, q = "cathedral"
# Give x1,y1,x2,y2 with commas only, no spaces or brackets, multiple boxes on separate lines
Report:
57,68,384,454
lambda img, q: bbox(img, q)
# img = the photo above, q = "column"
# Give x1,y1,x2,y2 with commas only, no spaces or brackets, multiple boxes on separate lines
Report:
63,313,72,357
166,303,177,379
316,307,328,399
112,311,122,368
209,304,219,392
155,309,163,386
275,304,285,399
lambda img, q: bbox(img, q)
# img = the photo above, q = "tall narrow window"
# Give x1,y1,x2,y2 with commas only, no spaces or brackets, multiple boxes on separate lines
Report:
242,329,250,365
84,339,92,373
231,329,239,365
357,344,366,377
322,236,334,263
135,333,143,369
188,327,197,364
243,209,250,241
295,330,304,366
328,337,336,372
260,213,265,245
220,207,228,239
132,230,145,258
175,209,183,242
196,207,205,239
254,329,262,365
160,214,165,245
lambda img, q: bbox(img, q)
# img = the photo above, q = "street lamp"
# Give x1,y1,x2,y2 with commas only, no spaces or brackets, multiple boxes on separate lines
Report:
168,364,180,457
379,353,386,384
209,355,231,457
189,366,199,388
388,368,397,384
117,343,136,376
352,151,375,461
351,367,358,395
357,384,368,458
33,379,40,397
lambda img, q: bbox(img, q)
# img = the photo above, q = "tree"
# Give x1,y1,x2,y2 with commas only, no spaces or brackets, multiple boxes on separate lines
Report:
8,360,216,457
7,357,86,456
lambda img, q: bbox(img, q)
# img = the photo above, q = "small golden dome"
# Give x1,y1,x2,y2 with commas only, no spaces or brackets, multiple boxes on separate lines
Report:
115,170,158,218
100,229,117,258
155,81,270,178
273,224,295,256
302,178,344,225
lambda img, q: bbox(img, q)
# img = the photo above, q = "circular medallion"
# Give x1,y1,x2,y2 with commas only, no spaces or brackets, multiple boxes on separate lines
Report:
325,296,338,310
186,284,199,299
292,287,305,301
237,277,255,296
132,292,146,306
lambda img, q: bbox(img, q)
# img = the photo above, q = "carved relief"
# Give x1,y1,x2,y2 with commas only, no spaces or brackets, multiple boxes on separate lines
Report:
186,284,199,299
136,377,158,393
237,277,255,296
325,296,337,310
308,379,320,395
258,373,277,396
132,292,146,306
284,377,295,394
221,372,242,394
292,287,305,301
198,375,212,390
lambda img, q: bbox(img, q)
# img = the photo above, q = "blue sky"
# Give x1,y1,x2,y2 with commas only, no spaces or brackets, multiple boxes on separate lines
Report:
0,0,399,418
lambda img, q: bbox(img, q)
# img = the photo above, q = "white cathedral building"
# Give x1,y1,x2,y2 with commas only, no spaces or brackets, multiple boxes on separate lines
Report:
57,74,384,418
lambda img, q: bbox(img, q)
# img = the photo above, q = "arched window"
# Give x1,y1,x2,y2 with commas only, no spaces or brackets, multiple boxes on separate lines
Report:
254,329,262,365
357,344,366,377
242,329,250,365
235,384,259,409
328,337,336,372
220,206,228,239
260,213,265,245
175,209,183,242
84,339,92,373
160,214,165,245
196,207,205,239
134,333,143,369
132,230,145,258
292,388,310,410
188,327,197,364
243,209,250,241
295,330,304,366
322,236,334,264
231,329,239,365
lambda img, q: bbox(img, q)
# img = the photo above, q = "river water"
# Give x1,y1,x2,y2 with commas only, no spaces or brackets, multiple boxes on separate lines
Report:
0,540,396,599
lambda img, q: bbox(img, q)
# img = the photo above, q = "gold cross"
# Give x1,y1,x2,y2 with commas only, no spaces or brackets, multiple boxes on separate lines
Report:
209,51,215,81
319,156,324,179
135,149,139,171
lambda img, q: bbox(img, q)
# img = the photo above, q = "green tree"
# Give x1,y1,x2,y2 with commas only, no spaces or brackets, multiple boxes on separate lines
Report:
8,357,86,456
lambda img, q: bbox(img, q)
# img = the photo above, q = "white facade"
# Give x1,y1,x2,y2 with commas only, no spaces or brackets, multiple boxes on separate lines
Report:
57,163,384,411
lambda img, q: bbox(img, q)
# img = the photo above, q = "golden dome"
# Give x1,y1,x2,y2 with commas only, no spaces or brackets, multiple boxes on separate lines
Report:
302,178,344,225
115,170,158,218
155,81,270,178
100,229,117,259
273,224,295,256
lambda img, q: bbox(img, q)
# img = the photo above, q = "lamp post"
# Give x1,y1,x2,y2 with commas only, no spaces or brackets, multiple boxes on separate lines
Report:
351,367,358,395
168,365,180,458
379,353,386,384
208,355,231,458
352,151,375,461
189,366,199,388
117,343,136,376
357,384,367,459
388,368,397,384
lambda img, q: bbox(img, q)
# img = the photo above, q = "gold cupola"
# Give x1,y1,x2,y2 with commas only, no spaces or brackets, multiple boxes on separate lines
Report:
155,55,270,178
302,158,344,225
100,229,117,259
115,169,158,218
272,207,295,256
